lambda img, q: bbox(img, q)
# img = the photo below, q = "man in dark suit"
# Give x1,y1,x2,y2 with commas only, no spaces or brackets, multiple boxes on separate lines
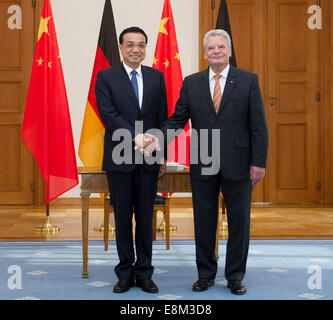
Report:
139,29,268,295
95,27,168,294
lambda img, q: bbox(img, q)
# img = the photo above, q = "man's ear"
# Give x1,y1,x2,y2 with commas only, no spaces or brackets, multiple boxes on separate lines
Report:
228,47,232,58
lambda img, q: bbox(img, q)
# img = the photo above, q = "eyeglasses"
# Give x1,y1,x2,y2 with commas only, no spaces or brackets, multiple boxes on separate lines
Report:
123,42,146,50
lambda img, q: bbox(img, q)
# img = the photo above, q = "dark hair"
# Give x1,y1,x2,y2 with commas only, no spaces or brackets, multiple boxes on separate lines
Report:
119,26,148,45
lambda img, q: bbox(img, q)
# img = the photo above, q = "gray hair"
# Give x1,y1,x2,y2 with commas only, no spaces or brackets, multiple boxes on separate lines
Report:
203,29,232,49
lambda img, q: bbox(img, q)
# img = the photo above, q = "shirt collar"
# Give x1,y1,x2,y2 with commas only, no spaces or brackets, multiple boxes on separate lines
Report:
209,64,230,80
123,62,142,78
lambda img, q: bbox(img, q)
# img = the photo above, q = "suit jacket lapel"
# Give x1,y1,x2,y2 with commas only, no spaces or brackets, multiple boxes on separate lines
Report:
218,66,238,114
117,64,141,112
140,66,150,113
199,68,217,117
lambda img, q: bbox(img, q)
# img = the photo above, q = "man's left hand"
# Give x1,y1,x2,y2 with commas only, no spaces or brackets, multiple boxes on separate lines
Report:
250,166,266,186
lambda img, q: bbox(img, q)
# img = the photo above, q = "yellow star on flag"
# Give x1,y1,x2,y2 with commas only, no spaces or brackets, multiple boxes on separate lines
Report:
163,59,170,68
174,52,180,60
153,57,159,66
159,17,169,35
38,16,51,41
48,61,53,69
37,57,43,66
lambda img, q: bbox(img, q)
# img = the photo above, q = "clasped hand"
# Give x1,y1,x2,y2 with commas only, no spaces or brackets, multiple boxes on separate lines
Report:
134,134,266,185
134,133,160,156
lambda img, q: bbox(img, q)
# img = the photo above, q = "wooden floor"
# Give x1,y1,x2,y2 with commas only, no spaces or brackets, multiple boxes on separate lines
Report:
0,203,333,241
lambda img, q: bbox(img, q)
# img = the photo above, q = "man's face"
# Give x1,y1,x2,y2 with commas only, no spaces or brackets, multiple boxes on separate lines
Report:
119,32,146,69
204,35,231,69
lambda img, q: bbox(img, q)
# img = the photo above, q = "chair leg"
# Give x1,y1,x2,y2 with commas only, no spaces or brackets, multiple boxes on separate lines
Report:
215,215,219,260
104,194,110,251
165,198,170,250
215,193,225,260
152,210,157,241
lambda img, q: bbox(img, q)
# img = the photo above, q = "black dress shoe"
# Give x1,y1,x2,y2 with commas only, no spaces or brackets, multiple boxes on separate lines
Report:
136,278,158,293
192,278,215,292
113,278,135,293
227,280,247,295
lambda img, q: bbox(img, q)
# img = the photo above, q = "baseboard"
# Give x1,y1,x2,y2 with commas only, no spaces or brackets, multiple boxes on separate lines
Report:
50,197,330,208
51,197,193,208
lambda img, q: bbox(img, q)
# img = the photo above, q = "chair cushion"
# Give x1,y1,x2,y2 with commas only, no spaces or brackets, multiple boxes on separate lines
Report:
154,195,166,206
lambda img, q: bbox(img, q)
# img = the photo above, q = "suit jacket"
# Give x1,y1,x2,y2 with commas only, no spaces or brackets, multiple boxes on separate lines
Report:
95,63,168,172
163,66,268,180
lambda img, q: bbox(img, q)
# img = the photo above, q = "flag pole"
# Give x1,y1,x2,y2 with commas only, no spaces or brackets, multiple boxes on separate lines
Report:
35,203,60,233
22,0,78,234
153,0,186,233
78,0,120,234
215,0,237,239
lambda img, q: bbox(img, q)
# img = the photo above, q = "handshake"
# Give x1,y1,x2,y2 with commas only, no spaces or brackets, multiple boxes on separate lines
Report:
133,133,161,156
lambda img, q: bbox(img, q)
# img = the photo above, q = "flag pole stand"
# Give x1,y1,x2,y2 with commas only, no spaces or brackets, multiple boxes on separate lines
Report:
94,194,116,232
93,224,116,233
156,193,177,232
156,216,177,232
218,197,228,233
35,203,60,233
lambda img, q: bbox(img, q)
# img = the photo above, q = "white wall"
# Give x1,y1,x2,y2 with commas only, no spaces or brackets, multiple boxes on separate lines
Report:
50,0,199,198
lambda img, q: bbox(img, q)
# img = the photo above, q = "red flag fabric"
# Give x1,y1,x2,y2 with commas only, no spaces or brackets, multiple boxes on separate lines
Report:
153,0,190,167
21,0,78,204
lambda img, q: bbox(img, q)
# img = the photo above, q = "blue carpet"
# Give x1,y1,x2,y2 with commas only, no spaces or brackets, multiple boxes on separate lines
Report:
0,240,332,300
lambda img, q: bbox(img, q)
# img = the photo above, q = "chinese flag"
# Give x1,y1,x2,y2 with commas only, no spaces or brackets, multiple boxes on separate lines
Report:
21,0,78,204
153,0,190,167
78,0,120,167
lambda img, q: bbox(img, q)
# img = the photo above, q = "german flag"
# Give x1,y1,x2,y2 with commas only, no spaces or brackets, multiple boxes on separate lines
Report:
78,0,120,167
216,0,237,67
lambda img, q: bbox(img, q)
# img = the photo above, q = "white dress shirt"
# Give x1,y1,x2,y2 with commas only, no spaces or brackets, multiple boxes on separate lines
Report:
208,64,230,102
123,62,143,108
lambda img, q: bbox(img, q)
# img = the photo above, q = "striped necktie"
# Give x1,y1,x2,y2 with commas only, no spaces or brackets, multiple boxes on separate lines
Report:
213,74,222,114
